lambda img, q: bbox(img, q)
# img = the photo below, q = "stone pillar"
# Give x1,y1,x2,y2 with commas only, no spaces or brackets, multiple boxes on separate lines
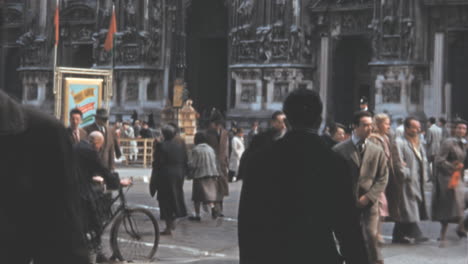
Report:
319,37,330,122
432,32,444,117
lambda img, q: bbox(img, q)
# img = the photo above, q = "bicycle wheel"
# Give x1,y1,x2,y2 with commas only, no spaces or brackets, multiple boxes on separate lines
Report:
110,208,160,262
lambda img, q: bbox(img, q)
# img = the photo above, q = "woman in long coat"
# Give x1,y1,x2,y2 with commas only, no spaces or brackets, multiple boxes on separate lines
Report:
188,132,222,220
368,113,404,242
150,125,188,235
432,120,467,246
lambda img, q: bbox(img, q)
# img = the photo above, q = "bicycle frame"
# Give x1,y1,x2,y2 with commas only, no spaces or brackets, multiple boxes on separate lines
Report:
100,184,131,232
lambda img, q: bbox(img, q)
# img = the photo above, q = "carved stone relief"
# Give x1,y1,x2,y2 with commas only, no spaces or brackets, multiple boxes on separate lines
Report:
240,83,257,103
381,82,401,103
273,82,289,102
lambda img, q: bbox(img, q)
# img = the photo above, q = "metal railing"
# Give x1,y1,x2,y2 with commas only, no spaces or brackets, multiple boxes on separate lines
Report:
117,138,155,168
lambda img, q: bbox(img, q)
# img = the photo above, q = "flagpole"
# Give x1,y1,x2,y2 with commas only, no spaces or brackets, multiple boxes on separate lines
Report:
53,0,61,118
111,3,115,111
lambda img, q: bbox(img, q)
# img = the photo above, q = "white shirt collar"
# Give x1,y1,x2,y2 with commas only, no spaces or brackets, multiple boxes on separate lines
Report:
351,133,365,146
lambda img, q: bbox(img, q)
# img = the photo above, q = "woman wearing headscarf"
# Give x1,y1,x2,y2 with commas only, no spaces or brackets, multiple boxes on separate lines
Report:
150,125,188,235
432,119,467,247
188,132,222,221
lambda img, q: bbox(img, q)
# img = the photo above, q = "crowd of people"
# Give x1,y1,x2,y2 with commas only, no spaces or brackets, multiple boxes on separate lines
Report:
2,87,467,264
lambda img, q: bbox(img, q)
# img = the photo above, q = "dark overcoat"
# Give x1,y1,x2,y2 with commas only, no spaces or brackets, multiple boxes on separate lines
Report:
66,127,88,145
239,130,369,264
0,91,88,263
84,123,121,170
206,127,230,196
150,139,188,220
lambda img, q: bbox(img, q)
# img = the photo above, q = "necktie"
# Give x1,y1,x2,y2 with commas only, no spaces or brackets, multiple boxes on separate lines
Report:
74,130,80,142
357,140,365,158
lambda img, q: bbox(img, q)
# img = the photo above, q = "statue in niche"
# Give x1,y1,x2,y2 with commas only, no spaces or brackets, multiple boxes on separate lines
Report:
401,19,414,60
125,0,137,29
382,0,398,35
257,27,272,63
289,25,303,61
276,0,286,22
368,18,380,59
151,3,161,28
237,0,254,26
98,8,111,30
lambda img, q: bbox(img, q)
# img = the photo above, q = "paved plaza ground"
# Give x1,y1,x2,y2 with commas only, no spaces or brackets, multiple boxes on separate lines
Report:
100,168,468,264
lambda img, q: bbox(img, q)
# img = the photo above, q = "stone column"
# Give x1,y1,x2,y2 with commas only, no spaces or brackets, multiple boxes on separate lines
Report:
432,32,444,117
319,36,330,122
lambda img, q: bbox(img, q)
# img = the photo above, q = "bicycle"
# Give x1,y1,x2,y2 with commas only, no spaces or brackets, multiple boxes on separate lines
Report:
98,178,160,262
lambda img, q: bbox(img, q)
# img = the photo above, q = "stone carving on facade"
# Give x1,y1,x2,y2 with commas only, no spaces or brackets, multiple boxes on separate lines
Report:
256,26,273,63
401,18,414,61
382,82,401,103
125,0,137,30
240,83,257,103
16,30,49,67
237,0,254,26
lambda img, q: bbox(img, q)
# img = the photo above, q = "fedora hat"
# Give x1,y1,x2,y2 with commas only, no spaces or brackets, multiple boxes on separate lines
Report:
95,108,109,120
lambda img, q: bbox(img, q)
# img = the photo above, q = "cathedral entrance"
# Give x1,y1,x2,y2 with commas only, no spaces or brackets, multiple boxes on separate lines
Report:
186,0,228,117
448,31,468,120
332,36,372,125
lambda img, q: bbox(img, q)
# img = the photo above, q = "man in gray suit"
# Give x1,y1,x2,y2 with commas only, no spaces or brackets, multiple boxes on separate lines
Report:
334,111,388,264
425,117,443,180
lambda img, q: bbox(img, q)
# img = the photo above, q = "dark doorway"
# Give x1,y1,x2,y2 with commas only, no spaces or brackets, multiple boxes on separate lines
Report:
62,44,94,68
4,47,22,100
187,0,228,116
448,31,468,120
332,36,372,125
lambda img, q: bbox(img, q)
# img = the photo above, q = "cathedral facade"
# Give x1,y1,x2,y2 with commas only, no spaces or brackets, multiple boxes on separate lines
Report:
1,0,468,126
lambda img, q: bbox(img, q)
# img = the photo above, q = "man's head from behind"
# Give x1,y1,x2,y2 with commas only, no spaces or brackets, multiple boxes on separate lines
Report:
353,111,373,139
89,131,105,151
283,89,322,129
69,108,83,130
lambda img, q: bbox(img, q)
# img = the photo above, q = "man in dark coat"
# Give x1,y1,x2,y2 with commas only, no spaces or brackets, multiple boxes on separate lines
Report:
238,89,369,264
74,131,125,262
237,111,287,181
206,114,230,216
150,125,188,235
84,108,121,170
0,90,89,263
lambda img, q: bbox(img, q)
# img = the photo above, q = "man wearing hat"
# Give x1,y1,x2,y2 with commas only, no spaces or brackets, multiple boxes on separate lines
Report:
84,108,121,170
359,96,371,112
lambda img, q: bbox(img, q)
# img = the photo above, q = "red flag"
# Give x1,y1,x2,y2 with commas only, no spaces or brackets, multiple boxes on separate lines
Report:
104,8,117,51
54,5,59,46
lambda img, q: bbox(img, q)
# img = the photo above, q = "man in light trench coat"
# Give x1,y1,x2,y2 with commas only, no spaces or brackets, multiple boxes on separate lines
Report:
393,117,430,243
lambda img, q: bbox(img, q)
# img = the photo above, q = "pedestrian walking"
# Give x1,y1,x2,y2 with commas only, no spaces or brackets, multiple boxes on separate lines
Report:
426,117,443,180
121,121,138,161
393,117,430,244
229,128,245,182
368,113,405,244
432,119,467,247
239,89,369,264
334,111,388,264
438,117,450,140
188,132,222,221
206,113,230,216
150,125,188,235
246,120,260,147
321,122,346,148
67,108,88,145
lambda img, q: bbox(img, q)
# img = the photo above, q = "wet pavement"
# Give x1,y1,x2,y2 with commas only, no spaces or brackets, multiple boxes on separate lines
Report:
100,168,468,264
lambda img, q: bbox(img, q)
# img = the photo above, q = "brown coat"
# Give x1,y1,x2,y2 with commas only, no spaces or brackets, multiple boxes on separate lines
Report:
84,123,120,170
333,139,389,205
368,133,404,220
206,127,230,196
